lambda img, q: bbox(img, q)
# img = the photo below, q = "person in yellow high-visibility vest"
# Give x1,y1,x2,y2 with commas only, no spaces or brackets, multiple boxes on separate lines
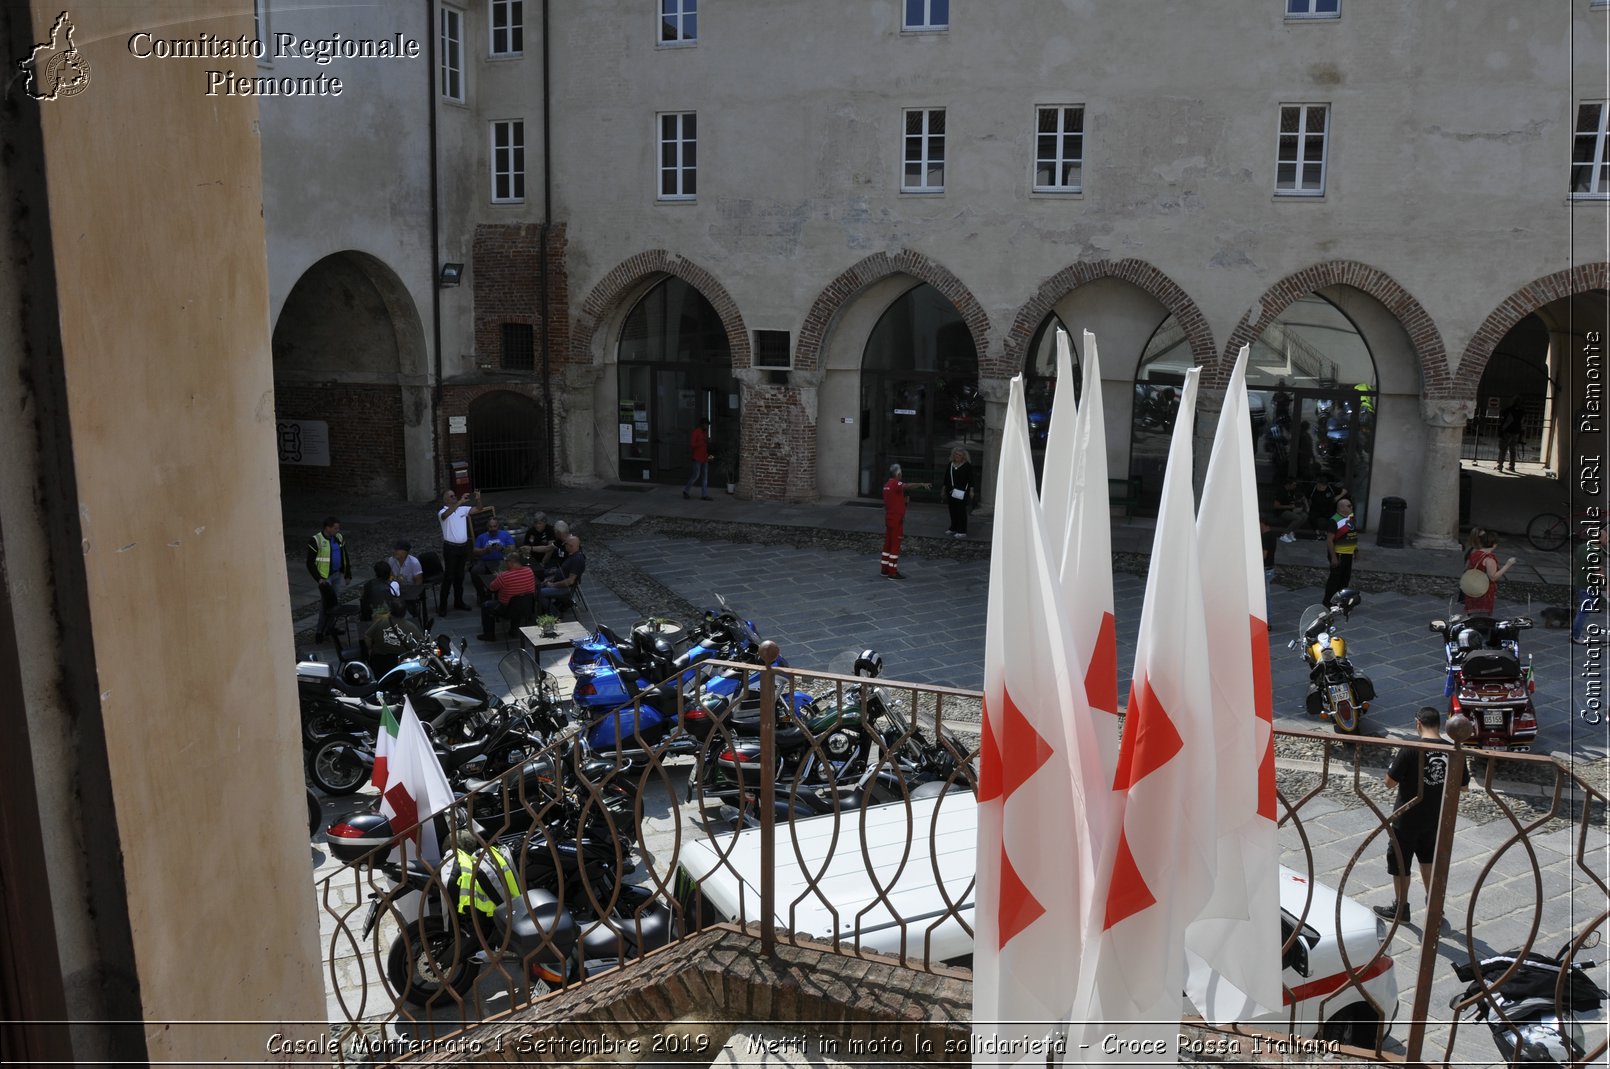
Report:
447,831,522,919
304,516,351,644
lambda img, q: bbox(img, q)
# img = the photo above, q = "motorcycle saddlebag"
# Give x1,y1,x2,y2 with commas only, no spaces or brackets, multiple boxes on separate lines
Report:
1352,674,1376,704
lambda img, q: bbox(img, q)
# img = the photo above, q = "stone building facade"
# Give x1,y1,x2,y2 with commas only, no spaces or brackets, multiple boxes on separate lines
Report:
261,0,1610,547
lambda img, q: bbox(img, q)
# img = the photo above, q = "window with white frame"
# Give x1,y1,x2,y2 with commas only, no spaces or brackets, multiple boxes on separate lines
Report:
440,6,464,101
1276,104,1329,195
490,0,523,55
661,0,697,44
1034,106,1084,192
904,0,949,30
1286,0,1340,16
903,108,946,192
659,112,697,199
1572,102,1610,196
491,120,525,203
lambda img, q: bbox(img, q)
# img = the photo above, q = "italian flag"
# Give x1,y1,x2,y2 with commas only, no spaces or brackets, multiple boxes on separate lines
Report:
372,698,456,863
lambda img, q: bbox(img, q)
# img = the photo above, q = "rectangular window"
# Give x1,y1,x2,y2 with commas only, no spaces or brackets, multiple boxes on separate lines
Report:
903,108,946,192
753,330,792,369
659,112,697,200
490,0,523,55
491,120,525,203
1286,0,1340,16
904,0,949,30
1034,106,1084,192
1276,104,1329,195
661,0,697,44
440,6,463,101
501,323,535,371
1572,102,1610,196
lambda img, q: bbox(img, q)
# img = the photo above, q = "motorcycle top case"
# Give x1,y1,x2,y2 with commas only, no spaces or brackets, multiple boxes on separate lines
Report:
573,664,638,710
296,657,335,683
325,812,395,866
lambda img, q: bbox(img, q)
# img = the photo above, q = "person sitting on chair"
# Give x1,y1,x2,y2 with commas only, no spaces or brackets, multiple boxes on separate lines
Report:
532,520,569,569
363,599,426,673
522,513,555,556
539,533,586,615
387,540,430,626
469,514,515,599
359,561,397,623
478,556,536,641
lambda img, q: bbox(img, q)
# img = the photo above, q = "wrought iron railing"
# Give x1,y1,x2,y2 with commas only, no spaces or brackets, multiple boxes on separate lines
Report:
316,653,1607,1066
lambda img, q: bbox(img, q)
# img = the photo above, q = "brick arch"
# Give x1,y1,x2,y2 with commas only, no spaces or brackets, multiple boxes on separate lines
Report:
1003,259,1216,381
571,249,751,368
1220,261,1446,394
792,250,991,373
1455,262,1610,388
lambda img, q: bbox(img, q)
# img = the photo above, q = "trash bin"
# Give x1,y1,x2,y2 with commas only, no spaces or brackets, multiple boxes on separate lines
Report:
1458,470,1472,529
450,460,471,496
1377,496,1407,548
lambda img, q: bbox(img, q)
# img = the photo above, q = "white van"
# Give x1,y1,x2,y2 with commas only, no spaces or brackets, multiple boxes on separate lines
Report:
676,792,1399,1048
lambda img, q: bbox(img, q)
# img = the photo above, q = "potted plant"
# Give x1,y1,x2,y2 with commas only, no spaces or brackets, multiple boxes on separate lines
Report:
534,613,559,638
716,452,737,495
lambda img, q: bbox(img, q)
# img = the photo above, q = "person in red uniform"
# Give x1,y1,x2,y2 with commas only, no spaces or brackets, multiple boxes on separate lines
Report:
881,463,930,580
683,419,712,500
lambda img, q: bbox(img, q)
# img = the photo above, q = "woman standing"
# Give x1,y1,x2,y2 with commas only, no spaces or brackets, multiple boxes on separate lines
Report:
1462,529,1517,616
942,448,976,538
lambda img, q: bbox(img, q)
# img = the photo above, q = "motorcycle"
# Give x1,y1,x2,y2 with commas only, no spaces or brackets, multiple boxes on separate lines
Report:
298,635,492,745
1289,589,1375,734
691,650,972,812
1451,935,1606,1066
1429,613,1539,752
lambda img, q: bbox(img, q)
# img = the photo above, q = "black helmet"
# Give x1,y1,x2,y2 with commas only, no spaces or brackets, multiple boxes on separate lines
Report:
340,661,374,687
853,649,883,678
1329,588,1362,616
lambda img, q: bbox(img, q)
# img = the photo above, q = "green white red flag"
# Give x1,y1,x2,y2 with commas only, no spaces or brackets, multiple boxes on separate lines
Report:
372,698,455,863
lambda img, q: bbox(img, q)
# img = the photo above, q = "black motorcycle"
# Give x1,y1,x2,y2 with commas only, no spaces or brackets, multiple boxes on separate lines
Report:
1451,935,1607,1066
1289,589,1375,734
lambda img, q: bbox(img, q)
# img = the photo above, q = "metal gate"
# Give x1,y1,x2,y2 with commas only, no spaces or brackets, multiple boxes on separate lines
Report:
467,391,546,491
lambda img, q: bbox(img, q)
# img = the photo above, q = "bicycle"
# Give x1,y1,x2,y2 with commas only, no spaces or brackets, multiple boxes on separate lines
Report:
1526,511,1570,552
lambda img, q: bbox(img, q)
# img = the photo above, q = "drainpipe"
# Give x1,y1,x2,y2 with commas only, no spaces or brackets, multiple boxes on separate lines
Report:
428,0,444,494
540,0,555,487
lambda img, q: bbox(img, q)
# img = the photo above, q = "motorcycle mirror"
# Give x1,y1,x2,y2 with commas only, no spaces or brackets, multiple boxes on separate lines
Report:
1286,639,1298,649
1429,620,1445,632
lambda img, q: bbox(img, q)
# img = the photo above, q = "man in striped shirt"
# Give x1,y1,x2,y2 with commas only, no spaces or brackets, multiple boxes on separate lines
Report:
477,556,536,641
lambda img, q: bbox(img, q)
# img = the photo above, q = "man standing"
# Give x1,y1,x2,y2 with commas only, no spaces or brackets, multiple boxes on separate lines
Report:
305,516,351,642
683,419,712,500
881,464,930,580
1374,707,1470,924
1496,399,1524,472
437,488,484,616
469,514,515,599
477,556,536,641
1324,497,1358,605
539,533,587,614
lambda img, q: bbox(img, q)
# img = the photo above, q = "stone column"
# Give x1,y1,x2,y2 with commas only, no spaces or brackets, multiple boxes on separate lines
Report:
1191,384,1226,498
558,364,605,487
1413,397,1476,550
975,376,1011,514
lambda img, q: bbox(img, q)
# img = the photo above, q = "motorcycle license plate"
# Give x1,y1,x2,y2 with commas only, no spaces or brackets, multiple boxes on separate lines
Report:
1328,684,1351,702
1482,710,1505,729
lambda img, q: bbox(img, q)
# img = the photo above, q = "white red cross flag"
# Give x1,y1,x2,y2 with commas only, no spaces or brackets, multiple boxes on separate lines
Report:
372,697,456,864
974,376,1107,1066
1073,367,1217,1065
1050,330,1120,786
1184,344,1283,1021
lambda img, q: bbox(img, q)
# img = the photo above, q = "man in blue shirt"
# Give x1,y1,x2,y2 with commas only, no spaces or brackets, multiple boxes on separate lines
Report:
470,514,516,600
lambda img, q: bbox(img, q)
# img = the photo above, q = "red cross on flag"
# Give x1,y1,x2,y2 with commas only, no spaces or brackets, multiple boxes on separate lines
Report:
973,377,1109,1065
372,697,456,864
1184,344,1283,1021
1072,367,1218,1064
1042,329,1121,785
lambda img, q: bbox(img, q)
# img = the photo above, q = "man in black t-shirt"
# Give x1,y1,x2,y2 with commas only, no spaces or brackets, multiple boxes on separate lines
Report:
1374,707,1470,924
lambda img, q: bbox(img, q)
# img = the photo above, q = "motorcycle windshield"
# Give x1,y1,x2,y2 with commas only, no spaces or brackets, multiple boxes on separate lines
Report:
1297,604,1330,643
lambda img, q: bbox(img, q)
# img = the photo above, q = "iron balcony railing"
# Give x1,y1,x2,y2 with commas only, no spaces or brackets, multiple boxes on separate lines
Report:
316,652,1607,1066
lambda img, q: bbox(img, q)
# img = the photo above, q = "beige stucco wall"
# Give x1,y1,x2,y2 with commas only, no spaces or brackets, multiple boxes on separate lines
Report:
33,0,323,1059
540,0,1607,512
